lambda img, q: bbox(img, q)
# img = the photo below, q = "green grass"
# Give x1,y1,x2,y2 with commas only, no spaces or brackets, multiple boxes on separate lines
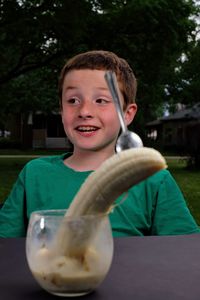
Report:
166,158,200,226
0,148,64,155
0,156,200,225
0,157,32,202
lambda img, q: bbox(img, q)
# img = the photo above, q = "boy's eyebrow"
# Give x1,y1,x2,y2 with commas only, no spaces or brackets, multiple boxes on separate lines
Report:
64,86,110,92
64,86,77,90
63,86,78,94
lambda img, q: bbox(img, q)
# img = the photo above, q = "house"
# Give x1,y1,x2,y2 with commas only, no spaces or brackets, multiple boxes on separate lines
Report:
145,103,200,153
7,111,72,149
5,103,200,151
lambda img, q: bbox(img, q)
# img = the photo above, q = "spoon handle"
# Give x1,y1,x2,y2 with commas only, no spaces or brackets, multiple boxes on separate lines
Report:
104,71,127,134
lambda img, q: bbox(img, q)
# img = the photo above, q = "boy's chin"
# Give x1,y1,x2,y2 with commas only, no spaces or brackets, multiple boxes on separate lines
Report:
74,142,116,153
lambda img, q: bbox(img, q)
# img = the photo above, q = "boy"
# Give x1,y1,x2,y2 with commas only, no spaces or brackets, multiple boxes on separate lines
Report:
0,50,199,237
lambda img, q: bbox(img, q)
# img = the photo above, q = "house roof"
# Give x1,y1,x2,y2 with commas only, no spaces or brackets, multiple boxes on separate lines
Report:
161,103,200,121
146,119,162,126
146,103,200,127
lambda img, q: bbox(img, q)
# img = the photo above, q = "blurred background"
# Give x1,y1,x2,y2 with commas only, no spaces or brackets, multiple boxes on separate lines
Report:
0,0,200,222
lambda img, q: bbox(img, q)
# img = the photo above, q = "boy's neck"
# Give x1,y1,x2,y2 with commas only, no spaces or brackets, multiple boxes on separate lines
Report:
64,148,116,171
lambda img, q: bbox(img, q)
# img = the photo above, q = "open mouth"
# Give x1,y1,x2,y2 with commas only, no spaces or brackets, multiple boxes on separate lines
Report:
76,126,99,132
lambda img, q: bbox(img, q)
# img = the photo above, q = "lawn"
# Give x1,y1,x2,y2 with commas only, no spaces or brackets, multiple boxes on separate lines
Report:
0,157,32,202
0,155,200,225
166,158,200,226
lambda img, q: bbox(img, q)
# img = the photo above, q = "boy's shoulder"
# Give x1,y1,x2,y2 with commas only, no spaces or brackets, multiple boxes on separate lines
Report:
131,169,175,196
24,153,70,172
27,154,64,165
144,168,172,186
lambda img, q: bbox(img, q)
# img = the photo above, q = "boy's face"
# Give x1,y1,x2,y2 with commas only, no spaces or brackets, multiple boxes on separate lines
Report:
61,69,136,153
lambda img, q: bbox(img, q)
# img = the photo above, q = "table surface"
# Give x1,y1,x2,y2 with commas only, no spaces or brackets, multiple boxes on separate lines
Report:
0,234,200,300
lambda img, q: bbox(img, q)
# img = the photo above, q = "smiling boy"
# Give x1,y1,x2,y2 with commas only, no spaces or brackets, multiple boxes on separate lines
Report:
61,69,136,171
0,50,199,237
59,51,137,171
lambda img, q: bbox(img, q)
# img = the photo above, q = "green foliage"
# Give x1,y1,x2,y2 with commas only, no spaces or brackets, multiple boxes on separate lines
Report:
0,0,94,115
0,138,21,149
0,0,199,137
1,68,58,114
175,40,200,105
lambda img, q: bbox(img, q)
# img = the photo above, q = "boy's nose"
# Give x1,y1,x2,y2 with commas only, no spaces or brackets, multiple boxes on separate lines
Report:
78,101,94,119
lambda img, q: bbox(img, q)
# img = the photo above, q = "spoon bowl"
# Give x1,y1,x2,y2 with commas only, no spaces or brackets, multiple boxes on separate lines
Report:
116,131,143,152
104,71,143,152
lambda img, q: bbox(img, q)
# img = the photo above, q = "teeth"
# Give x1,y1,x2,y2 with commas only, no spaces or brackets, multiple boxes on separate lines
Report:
77,126,97,132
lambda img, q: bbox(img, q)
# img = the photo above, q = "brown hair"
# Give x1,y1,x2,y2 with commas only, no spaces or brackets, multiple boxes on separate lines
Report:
58,50,137,107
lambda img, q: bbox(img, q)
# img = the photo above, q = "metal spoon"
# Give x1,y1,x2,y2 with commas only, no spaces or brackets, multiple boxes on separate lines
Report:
104,71,143,152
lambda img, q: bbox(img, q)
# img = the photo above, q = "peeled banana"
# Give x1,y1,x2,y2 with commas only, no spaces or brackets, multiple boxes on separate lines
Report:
66,147,167,217
53,147,167,258
32,147,167,288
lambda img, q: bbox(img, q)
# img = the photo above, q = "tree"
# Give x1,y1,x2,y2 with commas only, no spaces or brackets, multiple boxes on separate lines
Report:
0,0,198,140
83,0,198,136
0,0,94,125
0,0,93,85
167,40,200,106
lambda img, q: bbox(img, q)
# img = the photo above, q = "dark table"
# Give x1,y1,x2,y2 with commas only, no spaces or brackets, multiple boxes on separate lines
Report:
0,234,200,300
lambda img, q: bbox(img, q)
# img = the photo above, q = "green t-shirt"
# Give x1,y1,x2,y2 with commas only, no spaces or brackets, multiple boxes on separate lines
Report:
0,154,199,237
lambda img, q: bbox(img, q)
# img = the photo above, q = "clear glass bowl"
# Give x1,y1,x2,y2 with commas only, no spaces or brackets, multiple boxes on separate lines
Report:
26,209,114,297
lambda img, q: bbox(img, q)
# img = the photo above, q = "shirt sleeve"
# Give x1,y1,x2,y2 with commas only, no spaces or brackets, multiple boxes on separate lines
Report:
151,170,200,235
0,168,28,237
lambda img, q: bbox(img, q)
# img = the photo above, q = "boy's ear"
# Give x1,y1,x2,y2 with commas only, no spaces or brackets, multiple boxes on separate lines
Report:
124,103,137,126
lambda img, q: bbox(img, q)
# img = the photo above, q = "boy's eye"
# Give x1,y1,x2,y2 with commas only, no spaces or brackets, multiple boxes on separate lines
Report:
95,98,110,104
67,98,80,105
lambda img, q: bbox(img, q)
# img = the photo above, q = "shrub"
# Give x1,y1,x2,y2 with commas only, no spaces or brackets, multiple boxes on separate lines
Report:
0,138,22,149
